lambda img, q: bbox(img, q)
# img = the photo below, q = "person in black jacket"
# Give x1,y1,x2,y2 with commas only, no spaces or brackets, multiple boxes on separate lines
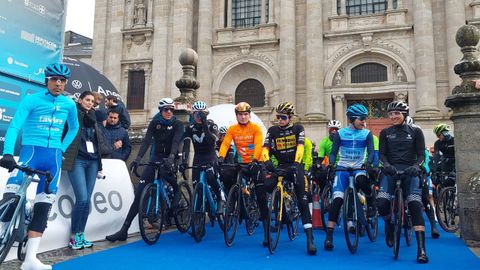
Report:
106,97,184,242
105,95,131,129
63,91,109,250
377,101,428,263
104,110,132,161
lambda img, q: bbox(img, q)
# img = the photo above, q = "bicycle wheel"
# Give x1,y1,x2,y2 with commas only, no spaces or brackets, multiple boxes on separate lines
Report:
0,197,21,264
436,186,459,233
267,187,282,254
404,209,413,246
343,187,359,254
224,184,241,247
320,184,331,231
244,187,260,236
191,183,206,243
365,189,378,242
174,181,192,233
286,192,300,241
393,189,403,260
138,183,164,245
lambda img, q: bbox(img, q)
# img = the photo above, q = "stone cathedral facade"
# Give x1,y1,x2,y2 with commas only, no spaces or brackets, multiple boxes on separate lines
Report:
91,0,477,144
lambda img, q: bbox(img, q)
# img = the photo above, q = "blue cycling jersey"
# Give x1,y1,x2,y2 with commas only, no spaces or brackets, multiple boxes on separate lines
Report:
329,125,374,169
3,90,79,155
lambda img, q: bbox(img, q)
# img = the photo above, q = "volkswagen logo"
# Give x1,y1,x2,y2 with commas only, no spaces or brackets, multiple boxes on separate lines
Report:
71,80,82,89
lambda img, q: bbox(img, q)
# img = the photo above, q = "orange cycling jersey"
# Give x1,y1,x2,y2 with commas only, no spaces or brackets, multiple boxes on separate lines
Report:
219,122,263,163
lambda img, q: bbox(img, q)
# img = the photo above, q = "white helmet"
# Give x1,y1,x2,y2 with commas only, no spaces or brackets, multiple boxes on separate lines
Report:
219,126,228,135
192,100,208,113
158,97,175,109
327,120,342,129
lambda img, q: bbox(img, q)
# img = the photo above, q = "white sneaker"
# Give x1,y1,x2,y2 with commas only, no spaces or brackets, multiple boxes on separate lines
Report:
21,258,52,270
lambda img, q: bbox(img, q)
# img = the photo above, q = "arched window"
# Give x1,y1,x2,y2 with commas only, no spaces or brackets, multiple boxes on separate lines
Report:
346,0,387,16
351,63,387,83
231,0,269,28
235,79,265,107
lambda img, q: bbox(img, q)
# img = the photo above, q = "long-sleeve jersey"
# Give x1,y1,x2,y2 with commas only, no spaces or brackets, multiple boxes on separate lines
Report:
379,124,425,167
219,122,263,163
262,124,305,165
3,90,79,155
137,114,184,159
329,126,374,168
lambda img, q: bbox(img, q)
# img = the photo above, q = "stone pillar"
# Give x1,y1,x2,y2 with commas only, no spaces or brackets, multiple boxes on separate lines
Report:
279,0,296,104
333,94,345,123
261,0,267,24
146,0,153,27
227,0,232,27
174,48,200,106
197,0,213,104
387,0,393,10
340,0,346,15
445,25,480,246
268,0,274,23
445,0,466,92
305,0,325,119
412,0,440,116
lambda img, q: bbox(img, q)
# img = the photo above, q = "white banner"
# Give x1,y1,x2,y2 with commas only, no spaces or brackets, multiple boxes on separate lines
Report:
1,159,138,261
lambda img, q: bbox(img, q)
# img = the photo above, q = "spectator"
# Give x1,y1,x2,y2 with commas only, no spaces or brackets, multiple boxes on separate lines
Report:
62,91,110,250
92,92,108,126
105,95,131,129
104,110,132,161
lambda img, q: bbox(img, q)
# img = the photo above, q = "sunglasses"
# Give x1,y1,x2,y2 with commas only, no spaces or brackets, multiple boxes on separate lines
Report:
355,115,367,121
276,115,289,120
47,76,67,83
162,108,175,112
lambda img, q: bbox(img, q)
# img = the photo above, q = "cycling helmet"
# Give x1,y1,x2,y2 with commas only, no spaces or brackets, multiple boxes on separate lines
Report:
45,63,71,79
275,102,295,115
219,126,228,135
433,123,450,136
327,120,342,129
387,101,409,114
192,100,208,113
235,102,251,113
346,104,368,118
158,97,175,109
406,116,414,126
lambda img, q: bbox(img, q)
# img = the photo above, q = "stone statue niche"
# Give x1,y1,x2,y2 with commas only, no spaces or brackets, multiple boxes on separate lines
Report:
395,65,405,82
133,0,147,27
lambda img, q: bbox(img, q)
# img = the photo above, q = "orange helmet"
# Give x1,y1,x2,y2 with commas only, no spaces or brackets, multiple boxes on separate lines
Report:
235,102,251,113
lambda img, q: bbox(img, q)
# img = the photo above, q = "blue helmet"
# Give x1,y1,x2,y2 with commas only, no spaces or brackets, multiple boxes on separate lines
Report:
219,126,228,135
45,63,71,79
346,104,368,118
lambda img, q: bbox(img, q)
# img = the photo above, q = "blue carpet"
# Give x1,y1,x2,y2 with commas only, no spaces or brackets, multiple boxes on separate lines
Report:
55,222,479,270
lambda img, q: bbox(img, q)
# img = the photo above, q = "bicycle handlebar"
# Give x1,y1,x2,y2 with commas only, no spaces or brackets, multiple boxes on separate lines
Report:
13,164,52,194
132,159,168,178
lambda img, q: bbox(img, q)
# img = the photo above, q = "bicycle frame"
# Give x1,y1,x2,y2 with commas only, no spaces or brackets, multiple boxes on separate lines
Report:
195,170,218,215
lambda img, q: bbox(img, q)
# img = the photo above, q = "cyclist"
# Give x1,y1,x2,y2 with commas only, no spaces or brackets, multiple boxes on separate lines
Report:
218,102,265,245
106,98,184,242
262,102,317,255
406,117,440,239
216,126,237,193
316,120,342,190
180,101,225,213
377,101,428,263
0,63,79,270
323,104,374,251
432,124,455,174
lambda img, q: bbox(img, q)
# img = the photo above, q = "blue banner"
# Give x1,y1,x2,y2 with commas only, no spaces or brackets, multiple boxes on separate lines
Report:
0,0,66,83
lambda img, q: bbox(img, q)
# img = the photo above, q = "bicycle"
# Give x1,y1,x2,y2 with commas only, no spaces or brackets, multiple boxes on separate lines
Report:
0,164,52,264
267,165,301,254
335,167,377,254
433,171,459,233
188,164,226,243
223,163,260,247
387,170,414,260
134,160,192,245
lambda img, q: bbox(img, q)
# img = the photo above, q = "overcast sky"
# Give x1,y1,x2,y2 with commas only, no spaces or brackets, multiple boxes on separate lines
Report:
65,0,95,38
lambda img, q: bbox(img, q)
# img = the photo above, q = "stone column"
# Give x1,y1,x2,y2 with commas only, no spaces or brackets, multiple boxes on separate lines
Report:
305,0,325,119
387,0,393,10
445,25,480,246
227,0,232,27
146,0,153,27
279,0,296,104
261,0,267,24
412,0,440,116
333,94,345,123
197,0,213,104
445,0,466,92
340,0,346,15
268,0,274,23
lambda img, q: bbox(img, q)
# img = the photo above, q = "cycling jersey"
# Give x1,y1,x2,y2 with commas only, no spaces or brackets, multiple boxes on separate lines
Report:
184,120,218,160
219,122,263,163
329,126,374,168
379,124,425,167
318,136,333,164
3,90,79,155
262,124,305,164
433,136,455,172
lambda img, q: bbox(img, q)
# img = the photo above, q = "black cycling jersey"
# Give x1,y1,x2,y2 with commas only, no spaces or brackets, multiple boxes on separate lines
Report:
185,120,218,158
137,115,184,158
433,136,455,171
379,123,425,167
263,124,305,164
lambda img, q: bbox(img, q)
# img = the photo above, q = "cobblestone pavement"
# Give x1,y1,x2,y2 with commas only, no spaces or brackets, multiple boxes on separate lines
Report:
1,233,142,270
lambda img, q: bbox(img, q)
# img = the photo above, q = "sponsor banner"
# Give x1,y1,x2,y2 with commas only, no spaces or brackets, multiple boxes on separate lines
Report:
1,159,139,260
0,80,22,102
0,0,66,83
